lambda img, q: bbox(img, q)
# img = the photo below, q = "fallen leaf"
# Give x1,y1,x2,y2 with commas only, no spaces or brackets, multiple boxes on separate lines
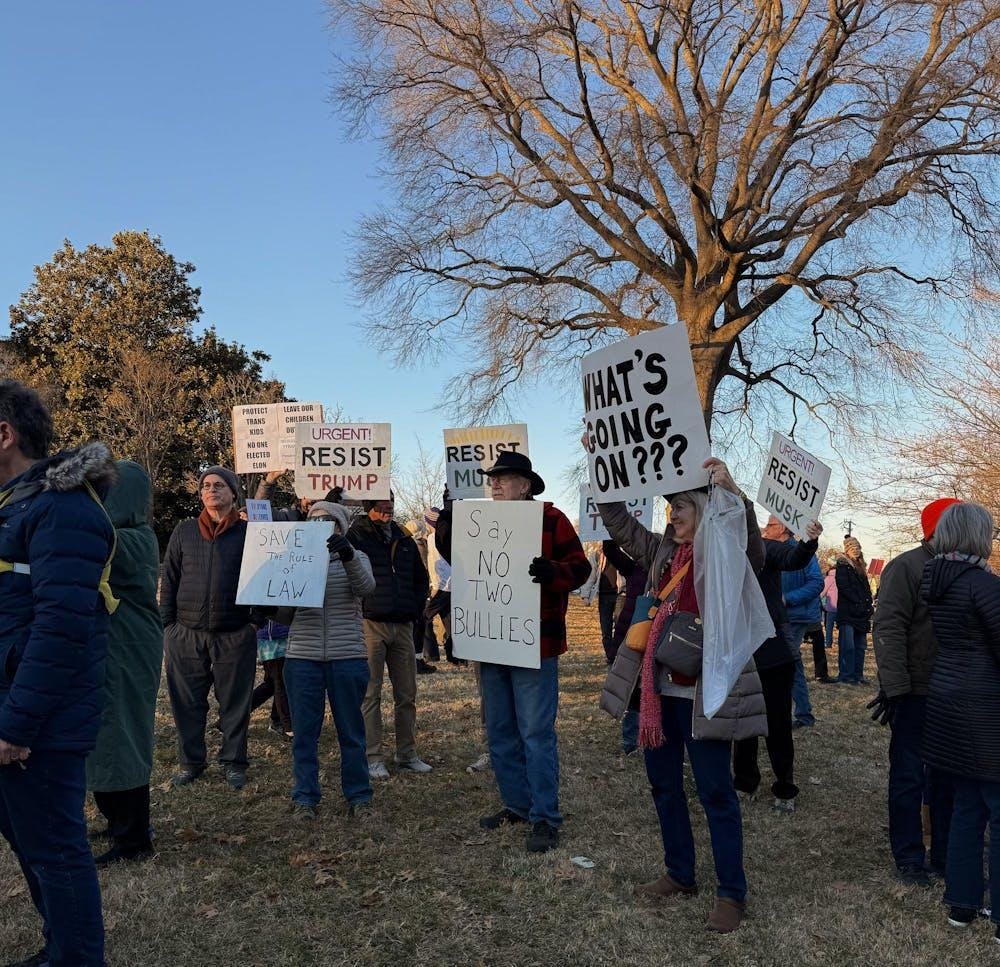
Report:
176,827,203,843
462,837,489,847
7,882,27,898
196,904,219,919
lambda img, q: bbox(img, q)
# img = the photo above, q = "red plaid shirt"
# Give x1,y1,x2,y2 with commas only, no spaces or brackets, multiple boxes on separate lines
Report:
538,502,591,658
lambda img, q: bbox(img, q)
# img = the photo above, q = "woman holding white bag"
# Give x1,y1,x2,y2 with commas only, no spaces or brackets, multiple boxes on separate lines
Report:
593,448,767,934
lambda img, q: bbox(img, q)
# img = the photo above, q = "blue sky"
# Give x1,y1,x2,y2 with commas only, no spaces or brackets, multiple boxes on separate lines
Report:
0,1,900,550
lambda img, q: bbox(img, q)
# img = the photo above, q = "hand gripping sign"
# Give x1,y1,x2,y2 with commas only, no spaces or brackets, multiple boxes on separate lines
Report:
582,323,711,501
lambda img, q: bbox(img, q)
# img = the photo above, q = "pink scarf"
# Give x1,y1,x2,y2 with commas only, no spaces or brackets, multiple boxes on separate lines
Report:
638,542,694,749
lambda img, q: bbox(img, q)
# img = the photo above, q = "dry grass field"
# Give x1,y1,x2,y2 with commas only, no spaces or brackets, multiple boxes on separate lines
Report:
2,600,994,966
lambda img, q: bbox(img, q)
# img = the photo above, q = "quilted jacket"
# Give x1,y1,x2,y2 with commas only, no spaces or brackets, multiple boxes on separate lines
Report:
0,443,116,751
921,558,1000,782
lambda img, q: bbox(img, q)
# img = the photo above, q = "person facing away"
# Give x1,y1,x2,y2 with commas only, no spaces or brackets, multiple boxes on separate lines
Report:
870,498,960,887
0,379,116,967
580,540,622,663
595,453,766,935
161,465,258,790
347,490,433,779
279,501,376,819
467,451,591,854
766,518,825,729
732,515,824,814
835,536,874,684
86,460,163,869
918,502,1000,939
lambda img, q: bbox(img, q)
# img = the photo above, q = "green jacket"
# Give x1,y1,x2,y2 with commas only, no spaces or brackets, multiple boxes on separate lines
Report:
86,461,163,792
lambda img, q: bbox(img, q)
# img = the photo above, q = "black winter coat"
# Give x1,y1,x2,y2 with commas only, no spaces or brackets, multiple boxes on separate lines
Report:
921,558,1000,783
754,537,820,670
836,560,874,632
348,516,429,623
160,519,253,633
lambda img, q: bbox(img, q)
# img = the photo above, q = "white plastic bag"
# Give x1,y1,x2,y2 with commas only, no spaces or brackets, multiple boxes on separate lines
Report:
693,487,775,718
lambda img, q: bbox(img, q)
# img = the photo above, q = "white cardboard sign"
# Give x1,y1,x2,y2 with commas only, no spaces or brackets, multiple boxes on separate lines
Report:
232,402,323,474
582,323,711,501
443,424,529,500
451,500,543,669
236,521,333,608
578,486,653,543
755,431,831,538
293,423,391,501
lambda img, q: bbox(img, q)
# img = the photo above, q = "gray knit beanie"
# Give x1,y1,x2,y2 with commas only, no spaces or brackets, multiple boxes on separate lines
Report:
198,465,242,500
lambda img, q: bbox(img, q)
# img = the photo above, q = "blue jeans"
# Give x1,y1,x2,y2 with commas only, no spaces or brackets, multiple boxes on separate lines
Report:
480,657,561,826
945,776,1000,923
644,696,747,902
622,709,639,752
788,622,815,725
0,750,105,965
837,624,867,683
824,610,838,650
284,657,372,807
888,695,953,870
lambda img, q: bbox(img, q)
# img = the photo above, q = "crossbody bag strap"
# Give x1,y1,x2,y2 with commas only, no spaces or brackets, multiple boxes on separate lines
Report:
655,560,691,605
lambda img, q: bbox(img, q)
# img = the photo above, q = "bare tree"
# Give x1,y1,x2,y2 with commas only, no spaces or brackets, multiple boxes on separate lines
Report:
394,438,446,523
854,329,1000,553
331,0,1000,432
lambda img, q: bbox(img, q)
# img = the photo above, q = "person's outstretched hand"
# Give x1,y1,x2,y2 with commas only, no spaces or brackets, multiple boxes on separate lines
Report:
805,520,824,541
529,557,557,585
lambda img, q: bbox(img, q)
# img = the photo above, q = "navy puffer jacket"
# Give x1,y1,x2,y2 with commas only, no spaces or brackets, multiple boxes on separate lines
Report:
921,558,1000,783
0,443,116,752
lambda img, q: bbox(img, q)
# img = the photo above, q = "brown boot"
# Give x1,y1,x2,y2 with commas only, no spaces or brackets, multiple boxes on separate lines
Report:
633,872,698,900
706,897,746,933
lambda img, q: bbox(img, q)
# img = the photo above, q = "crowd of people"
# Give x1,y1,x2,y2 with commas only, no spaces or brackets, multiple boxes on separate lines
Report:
0,377,997,965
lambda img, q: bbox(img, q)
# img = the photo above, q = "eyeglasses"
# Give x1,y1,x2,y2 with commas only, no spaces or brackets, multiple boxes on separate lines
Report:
200,483,230,493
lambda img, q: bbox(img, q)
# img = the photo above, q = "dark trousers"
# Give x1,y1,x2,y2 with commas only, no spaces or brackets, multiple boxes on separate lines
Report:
945,777,1000,924
733,662,799,800
888,694,954,871
644,696,746,902
597,592,618,663
93,785,151,852
423,590,452,661
250,657,291,732
805,623,829,679
0,750,105,966
164,623,257,771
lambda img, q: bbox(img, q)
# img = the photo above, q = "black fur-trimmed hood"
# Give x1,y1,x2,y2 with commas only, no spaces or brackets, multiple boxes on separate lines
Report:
41,442,118,495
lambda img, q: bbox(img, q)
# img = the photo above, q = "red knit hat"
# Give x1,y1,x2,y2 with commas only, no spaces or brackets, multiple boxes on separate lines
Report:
921,498,961,541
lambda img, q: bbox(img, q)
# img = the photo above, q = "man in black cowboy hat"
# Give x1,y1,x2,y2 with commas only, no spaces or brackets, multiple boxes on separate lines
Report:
440,450,591,853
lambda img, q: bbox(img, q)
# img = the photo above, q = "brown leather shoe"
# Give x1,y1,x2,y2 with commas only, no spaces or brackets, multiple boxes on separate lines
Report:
633,872,698,899
706,897,746,933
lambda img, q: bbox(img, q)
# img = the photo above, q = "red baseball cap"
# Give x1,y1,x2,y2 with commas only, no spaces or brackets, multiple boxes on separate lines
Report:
921,498,962,542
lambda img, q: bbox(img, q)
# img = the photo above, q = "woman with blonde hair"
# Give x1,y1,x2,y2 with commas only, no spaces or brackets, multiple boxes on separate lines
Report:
835,536,874,684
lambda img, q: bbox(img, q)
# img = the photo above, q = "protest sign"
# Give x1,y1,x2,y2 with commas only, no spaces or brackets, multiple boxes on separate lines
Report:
451,500,543,669
293,423,392,501
235,521,333,608
232,402,323,474
755,431,831,537
245,499,273,522
578,486,653,542
582,323,711,502
443,424,529,499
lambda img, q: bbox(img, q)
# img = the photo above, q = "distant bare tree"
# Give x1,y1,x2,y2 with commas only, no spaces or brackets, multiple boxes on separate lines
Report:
394,439,446,524
331,0,1000,433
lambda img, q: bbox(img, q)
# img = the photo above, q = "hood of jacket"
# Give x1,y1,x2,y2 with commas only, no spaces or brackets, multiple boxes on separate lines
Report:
923,557,981,604
6,442,117,502
104,460,152,529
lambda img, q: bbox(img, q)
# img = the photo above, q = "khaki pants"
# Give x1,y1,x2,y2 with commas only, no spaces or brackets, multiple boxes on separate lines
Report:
362,619,418,764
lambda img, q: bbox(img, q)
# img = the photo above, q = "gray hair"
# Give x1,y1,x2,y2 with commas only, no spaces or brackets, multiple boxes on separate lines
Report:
669,489,709,528
932,502,995,559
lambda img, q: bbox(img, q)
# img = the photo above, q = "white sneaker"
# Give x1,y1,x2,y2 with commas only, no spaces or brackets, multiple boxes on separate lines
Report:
772,797,796,813
466,752,491,774
368,761,390,780
397,757,432,774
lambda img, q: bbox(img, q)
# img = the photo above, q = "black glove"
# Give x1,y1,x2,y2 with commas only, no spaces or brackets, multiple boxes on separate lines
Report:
325,486,344,504
327,534,355,562
866,690,899,727
528,557,557,585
